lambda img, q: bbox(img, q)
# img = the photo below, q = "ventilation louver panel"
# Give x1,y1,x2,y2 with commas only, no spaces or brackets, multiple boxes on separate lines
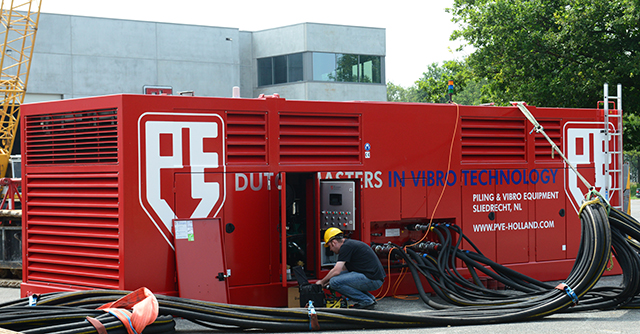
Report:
226,111,267,165
535,120,562,161
25,173,120,289
24,109,118,165
279,113,361,164
461,118,526,162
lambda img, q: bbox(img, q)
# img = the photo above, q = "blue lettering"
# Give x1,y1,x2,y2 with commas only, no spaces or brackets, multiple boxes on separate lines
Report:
541,169,550,183
512,169,522,185
411,171,423,187
550,168,558,183
488,170,498,185
529,169,539,184
436,171,445,186
447,168,559,187
479,170,488,185
461,170,469,186
446,171,457,186
500,169,510,185
470,170,478,186
427,171,435,186
388,171,392,187
394,171,405,187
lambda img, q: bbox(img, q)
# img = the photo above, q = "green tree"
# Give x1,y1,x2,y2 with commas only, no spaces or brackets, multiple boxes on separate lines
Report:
387,82,420,102
415,60,491,104
387,60,491,104
334,54,358,82
331,54,382,83
455,77,491,106
448,0,640,149
624,113,640,182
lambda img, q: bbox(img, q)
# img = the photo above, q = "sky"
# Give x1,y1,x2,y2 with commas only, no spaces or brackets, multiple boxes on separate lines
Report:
39,0,470,87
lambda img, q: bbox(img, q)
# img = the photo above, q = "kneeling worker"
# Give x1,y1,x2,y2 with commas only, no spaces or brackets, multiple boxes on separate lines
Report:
316,227,385,309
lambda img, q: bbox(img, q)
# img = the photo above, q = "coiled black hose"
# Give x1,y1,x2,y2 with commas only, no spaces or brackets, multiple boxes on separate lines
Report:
0,200,639,332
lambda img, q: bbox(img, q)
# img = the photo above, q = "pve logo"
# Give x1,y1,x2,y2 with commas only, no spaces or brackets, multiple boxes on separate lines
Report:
564,121,616,214
138,113,226,246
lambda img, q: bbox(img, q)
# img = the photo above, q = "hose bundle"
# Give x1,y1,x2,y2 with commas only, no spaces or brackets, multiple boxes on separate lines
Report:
385,200,640,319
0,198,638,332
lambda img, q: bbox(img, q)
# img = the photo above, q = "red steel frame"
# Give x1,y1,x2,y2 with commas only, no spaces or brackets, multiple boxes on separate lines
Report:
19,94,621,306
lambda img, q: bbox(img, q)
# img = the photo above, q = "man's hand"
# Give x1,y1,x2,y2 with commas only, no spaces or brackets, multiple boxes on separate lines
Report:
315,261,345,289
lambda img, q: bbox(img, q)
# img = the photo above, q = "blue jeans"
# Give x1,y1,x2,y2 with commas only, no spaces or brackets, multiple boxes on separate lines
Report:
329,272,384,306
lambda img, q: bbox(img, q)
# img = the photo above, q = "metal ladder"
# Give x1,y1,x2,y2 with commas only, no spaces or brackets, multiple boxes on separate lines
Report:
603,83,623,210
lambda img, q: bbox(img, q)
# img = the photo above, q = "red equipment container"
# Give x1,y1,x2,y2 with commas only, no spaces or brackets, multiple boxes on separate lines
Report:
19,94,622,307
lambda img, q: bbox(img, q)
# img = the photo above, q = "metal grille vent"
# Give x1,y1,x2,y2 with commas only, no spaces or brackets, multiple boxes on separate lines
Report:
535,120,562,161
24,108,118,165
24,172,120,289
461,118,526,162
226,111,268,165
279,113,361,164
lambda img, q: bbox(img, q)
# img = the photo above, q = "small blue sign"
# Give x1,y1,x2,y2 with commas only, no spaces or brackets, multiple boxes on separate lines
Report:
364,143,371,151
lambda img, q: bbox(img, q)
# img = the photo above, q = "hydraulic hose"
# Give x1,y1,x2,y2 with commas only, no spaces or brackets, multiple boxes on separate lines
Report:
1,200,639,332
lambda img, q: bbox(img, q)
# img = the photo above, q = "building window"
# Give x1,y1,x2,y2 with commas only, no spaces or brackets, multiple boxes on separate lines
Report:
312,53,382,83
359,55,381,83
257,53,304,86
273,55,287,84
288,53,303,83
258,52,382,86
257,58,273,87
336,54,358,82
312,52,336,81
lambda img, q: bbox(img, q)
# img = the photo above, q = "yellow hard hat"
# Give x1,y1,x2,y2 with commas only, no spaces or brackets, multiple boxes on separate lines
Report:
323,227,343,247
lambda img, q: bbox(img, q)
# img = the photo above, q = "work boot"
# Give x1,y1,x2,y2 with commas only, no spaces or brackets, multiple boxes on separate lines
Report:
351,300,377,310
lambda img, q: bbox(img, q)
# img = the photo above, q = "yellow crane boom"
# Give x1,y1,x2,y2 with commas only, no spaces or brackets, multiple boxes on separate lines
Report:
0,0,41,178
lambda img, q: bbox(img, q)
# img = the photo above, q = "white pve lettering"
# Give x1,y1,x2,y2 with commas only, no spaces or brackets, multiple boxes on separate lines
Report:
145,121,220,230
145,122,182,231
235,173,273,191
316,171,383,188
189,124,220,218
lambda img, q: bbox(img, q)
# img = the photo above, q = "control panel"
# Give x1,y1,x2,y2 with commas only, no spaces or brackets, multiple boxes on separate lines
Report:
320,242,340,266
320,180,355,231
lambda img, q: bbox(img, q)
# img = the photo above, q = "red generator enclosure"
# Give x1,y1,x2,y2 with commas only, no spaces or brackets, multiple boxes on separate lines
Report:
19,94,623,307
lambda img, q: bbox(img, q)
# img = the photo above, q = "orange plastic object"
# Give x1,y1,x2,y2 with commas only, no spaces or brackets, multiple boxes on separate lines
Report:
98,287,159,334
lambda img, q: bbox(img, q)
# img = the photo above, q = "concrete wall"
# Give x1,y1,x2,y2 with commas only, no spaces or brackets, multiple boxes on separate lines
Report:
305,82,387,101
250,23,386,101
304,23,386,56
255,83,307,100
29,14,72,98
26,15,385,102
29,13,242,99
238,31,254,97
255,82,387,102
252,23,385,57
251,24,307,59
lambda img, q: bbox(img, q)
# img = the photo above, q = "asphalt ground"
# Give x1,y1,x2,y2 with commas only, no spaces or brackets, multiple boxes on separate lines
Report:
2,200,640,333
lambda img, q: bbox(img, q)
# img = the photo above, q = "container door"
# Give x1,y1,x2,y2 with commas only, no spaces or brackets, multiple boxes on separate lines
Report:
174,172,271,287
279,172,288,287
495,177,529,264
219,172,271,287
535,169,567,261
174,218,229,303
461,178,496,261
